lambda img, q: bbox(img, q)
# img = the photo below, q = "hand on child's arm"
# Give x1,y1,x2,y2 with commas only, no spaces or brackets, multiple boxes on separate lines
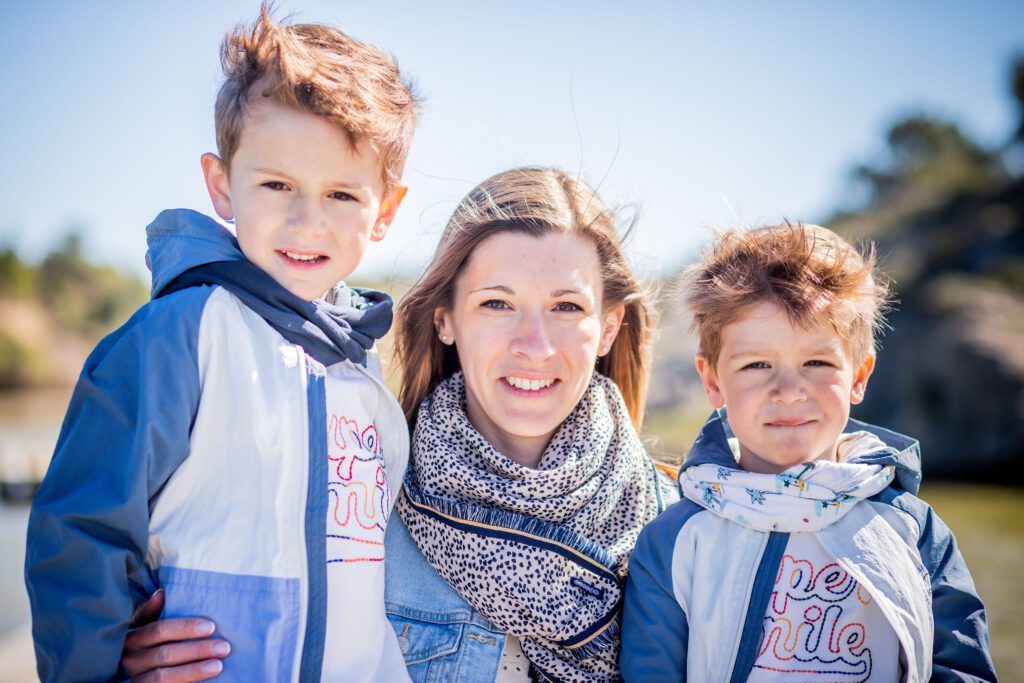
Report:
121,590,230,682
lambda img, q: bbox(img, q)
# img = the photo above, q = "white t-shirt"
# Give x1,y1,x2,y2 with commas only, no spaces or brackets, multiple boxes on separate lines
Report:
747,533,900,682
321,362,410,682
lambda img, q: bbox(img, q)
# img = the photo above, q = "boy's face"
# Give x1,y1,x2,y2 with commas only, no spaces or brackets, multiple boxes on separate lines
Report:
695,301,874,474
201,100,406,301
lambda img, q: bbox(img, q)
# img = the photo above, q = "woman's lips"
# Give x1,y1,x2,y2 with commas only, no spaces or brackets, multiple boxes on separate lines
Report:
501,376,559,396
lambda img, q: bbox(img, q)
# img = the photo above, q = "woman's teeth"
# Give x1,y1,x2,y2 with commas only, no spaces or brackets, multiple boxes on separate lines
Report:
506,376,555,391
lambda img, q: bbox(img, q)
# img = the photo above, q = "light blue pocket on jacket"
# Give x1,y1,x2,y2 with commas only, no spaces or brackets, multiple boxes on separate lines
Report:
386,610,464,664
158,566,300,681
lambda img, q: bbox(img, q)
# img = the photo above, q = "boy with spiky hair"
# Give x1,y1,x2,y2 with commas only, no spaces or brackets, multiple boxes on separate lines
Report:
621,223,995,681
26,5,418,680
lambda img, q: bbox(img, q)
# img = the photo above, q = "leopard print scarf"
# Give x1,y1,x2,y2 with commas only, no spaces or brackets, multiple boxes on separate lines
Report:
397,371,677,682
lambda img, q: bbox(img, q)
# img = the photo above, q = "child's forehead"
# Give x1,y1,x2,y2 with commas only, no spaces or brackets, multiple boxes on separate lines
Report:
232,101,385,186
721,302,846,353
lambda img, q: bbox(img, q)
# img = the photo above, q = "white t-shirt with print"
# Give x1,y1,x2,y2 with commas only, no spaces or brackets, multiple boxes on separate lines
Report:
747,532,900,683
321,361,410,682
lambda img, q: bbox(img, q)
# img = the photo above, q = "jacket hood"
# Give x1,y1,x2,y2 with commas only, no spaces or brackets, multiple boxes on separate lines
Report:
144,208,393,367
682,409,923,496
146,209,247,298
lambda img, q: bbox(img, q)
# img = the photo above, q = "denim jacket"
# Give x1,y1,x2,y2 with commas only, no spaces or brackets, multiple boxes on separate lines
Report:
385,514,507,682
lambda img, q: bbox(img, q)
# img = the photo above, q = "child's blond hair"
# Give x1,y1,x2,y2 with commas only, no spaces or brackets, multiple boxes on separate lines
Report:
215,3,419,193
682,222,891,366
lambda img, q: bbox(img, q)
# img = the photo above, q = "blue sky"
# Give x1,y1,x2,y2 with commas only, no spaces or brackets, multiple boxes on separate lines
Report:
1,1,1022,281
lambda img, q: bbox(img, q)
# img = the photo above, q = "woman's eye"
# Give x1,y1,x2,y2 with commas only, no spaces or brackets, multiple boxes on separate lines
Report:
262,181,288,191
554,301,583,312
481,300,511,310
742,361,770,370
330,191,356,201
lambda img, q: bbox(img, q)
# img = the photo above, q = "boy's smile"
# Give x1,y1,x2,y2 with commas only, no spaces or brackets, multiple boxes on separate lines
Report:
201,100,405,301
695,301,874,474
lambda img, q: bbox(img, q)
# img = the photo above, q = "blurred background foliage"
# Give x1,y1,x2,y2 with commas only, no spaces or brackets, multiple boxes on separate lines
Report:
0,55,1022,472
0,234,147,389
643,54,1024,485
0,49,1021,680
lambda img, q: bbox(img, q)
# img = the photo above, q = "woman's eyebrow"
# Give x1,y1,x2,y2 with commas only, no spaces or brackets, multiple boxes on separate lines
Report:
551,288,584,297
471,284,514,295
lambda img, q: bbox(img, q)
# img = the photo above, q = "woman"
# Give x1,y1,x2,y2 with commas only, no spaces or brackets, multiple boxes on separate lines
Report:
123,167,678,682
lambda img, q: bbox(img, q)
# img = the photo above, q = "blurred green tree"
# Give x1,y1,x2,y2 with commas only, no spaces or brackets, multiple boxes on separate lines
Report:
37,233,148,338
1011,54,1024,143
0,246,38,297
855,115,1005,205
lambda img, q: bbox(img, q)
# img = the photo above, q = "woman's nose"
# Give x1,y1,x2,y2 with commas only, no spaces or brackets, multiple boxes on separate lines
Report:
510,311,556,360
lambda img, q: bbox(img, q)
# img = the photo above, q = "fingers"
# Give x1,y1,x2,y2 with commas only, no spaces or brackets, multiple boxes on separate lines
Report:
125,617,217,650
130,589,166,628
123,638,230,676
131,658,225,683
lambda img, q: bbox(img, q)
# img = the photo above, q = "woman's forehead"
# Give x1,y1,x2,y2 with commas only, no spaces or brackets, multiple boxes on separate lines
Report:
458,231,602,293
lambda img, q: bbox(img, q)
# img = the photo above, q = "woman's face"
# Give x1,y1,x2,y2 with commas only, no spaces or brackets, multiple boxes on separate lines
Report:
435,231,624,466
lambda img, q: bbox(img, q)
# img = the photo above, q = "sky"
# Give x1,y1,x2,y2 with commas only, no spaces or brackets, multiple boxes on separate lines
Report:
1,1,1022,283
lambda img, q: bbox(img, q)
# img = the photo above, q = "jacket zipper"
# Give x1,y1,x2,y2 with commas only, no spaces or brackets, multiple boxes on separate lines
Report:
729,531,789,683
297,352,328,681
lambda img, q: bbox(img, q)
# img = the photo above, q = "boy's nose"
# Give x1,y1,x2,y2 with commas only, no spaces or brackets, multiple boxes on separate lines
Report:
287,196,327,236
770,371,807,403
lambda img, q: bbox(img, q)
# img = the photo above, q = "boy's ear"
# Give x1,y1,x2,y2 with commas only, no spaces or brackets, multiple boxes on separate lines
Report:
370,184,408,242
850,354,876,405
201,153,234,221
695,354,726,409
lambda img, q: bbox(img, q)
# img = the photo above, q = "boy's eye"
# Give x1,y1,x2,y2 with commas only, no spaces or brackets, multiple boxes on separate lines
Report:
805,359,835,367
262,181,288,191
742,361,770,370
481,300,511,310
554,301,583,312
329,191,356,201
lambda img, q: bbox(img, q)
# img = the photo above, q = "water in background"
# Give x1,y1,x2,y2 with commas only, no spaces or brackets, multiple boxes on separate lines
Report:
1,388,1022,680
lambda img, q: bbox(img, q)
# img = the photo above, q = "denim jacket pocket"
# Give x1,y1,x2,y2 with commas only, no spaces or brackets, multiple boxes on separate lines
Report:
387,609,465,664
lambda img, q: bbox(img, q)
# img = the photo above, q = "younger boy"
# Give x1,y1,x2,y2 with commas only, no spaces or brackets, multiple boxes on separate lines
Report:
620,223,995,681
25,7,418,681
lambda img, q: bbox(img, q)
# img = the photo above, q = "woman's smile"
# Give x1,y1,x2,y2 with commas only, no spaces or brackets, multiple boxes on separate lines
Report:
435,229,621,465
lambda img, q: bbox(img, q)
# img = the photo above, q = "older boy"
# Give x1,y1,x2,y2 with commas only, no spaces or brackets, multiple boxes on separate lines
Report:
621,224,995,681
25,7,418,681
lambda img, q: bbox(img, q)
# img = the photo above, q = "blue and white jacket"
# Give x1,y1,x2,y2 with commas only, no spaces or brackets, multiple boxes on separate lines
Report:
25,209,410,682
620,411,996,682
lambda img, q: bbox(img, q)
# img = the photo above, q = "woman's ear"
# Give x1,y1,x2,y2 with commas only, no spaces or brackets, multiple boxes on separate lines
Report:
597,303,626,357
434,307,454,345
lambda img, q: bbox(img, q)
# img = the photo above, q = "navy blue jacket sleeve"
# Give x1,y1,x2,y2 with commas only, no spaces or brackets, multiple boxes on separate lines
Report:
620,503,693,682
24,288,209,682
891,492,997,682
921,507,997,681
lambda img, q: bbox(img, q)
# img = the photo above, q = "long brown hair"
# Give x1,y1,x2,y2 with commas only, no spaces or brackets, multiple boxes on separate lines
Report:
395,167,655,429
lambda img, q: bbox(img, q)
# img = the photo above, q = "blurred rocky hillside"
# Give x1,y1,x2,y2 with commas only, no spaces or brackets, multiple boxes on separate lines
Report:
827,57,1024,481
645,55,1024,482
